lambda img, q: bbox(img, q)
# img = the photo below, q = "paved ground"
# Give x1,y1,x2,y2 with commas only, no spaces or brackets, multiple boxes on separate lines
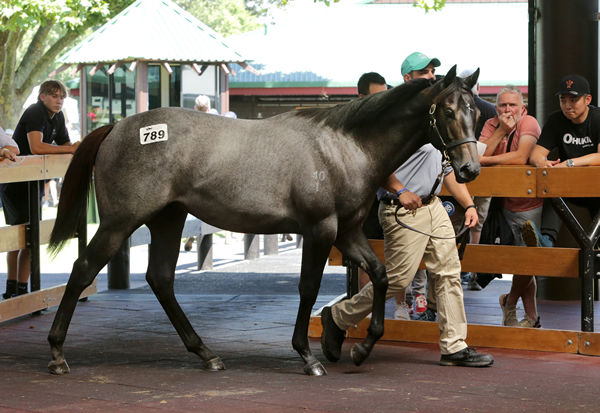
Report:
2,236,600,412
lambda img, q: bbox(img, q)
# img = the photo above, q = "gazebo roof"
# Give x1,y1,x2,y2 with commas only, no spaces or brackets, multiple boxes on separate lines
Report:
59,0,246,65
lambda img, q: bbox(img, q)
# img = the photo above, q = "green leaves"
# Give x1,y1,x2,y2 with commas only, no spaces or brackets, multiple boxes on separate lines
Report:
413,0,447,13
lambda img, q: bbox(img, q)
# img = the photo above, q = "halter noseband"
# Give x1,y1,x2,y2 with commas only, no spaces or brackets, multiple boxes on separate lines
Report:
428,103,477,152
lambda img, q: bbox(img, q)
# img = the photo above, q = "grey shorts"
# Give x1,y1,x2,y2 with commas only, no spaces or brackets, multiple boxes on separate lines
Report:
502,206,543,247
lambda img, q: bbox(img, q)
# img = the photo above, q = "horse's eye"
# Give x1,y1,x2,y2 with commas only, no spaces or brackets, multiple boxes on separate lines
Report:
444,109,455,119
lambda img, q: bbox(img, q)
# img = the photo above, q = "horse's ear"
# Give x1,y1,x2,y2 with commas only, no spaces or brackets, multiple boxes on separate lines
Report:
463,68,480,91
443,65,457,87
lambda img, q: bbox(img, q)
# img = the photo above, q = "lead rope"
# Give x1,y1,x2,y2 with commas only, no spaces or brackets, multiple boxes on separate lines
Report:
392,104,471,258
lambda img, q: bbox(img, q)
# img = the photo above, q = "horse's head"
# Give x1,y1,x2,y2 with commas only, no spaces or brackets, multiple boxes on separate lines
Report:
425,65,481,183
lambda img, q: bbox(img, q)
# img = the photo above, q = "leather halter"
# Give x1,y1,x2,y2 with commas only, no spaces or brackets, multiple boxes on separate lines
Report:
428,103,477,153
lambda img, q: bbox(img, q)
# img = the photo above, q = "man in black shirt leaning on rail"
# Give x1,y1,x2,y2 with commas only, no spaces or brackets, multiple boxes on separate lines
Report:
523,74,600,248
0,80,80,299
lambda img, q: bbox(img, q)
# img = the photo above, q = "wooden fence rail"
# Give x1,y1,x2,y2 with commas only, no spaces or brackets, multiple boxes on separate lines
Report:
310,165,600,356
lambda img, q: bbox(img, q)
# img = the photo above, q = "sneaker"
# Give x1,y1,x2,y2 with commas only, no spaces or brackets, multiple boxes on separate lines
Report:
460,272,470,285
519,315,541,328
413,308,436,321
320,306,346,362
394,302,411,320
499,294,519,326
440,347,494,367
521,220,553,248
467,274,482,291
414,294,427,313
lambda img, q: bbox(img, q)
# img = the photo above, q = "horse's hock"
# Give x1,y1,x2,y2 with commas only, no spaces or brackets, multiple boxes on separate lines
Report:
312,165,600,356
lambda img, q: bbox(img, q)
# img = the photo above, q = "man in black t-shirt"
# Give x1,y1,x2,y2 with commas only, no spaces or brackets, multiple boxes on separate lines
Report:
0,80,80,299
524,74,600,246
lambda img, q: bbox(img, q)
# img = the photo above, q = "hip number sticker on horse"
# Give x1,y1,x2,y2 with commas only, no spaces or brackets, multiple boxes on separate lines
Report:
140,124,168,145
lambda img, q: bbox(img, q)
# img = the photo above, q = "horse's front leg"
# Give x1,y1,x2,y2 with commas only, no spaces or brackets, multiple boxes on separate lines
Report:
146,206,224,371
292,222,336,376
48,226,132,374
329,231,388,366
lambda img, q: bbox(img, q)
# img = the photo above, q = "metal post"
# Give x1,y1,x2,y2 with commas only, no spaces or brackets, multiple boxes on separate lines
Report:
27,181,41,293
550,198,598,332
244,234,259,260
535,0,598,123
264,234,278,255
198,234,213,270
107,241,130,289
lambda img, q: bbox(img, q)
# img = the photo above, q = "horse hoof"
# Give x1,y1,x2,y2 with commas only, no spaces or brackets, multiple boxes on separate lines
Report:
303,360,327,376
48,359,70,375
204,357,225,371
350,343,370,366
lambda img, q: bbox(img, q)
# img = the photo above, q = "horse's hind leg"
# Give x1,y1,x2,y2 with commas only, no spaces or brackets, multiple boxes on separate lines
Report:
48,224,135,374
145,204,224,371
292,222,336,376
334,230,388,366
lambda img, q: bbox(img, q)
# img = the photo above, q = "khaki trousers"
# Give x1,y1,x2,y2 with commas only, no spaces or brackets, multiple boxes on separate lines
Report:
332,197,468,355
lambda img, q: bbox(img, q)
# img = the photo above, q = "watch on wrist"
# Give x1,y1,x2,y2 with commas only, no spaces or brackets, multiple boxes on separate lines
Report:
566,159,575,167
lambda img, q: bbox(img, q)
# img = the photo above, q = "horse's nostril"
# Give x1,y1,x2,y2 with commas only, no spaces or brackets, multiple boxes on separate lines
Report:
460,163,479,180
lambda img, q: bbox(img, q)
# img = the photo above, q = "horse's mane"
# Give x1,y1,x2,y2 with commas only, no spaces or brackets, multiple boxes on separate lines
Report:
294,78,433,133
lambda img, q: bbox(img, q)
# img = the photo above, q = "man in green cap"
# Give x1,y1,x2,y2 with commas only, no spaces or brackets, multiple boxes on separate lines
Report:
401,51,441,82
321,52,493,367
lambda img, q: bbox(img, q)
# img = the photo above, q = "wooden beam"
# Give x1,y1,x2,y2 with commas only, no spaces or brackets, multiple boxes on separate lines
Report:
107,61,122,75
0,280,97,323
537,167,600,197
440,165,537,197
0,220,57,253
308,317,584,354
328,241,580,278
579,332,600,356
0,224,26,253
219,63,230,75
0,156,45,183
239,62,260,76
88,63,102,76
49,63,71,77
0,154,71,184
73,63,84,76
44,154,71,180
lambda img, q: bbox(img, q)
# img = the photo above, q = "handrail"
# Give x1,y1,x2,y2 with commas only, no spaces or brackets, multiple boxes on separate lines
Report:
0,154,88,322
439,165,600,198
0,154,72,184
333,165,600,334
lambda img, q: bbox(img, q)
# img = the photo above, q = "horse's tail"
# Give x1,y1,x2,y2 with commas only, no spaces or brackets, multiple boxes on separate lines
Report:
48,124,114,256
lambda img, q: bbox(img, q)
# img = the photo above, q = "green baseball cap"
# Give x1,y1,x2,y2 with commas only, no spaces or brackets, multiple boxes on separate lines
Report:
401,52,441,76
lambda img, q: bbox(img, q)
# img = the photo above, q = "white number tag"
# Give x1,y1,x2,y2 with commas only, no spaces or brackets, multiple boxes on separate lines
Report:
140,124,168,145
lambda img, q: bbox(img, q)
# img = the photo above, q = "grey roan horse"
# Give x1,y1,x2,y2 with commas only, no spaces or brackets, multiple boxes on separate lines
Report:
47,66,480,376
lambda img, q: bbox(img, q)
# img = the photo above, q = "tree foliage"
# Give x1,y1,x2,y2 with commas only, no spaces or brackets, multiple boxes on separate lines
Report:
414,0,446,13
0,0,444,129
0,0,135,128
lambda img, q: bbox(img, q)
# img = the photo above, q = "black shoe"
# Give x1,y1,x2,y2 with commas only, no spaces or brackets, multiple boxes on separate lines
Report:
320,306,345,362
440,347,494,367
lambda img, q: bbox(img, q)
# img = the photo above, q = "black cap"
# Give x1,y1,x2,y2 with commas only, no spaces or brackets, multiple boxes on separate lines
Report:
556,74,590,96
